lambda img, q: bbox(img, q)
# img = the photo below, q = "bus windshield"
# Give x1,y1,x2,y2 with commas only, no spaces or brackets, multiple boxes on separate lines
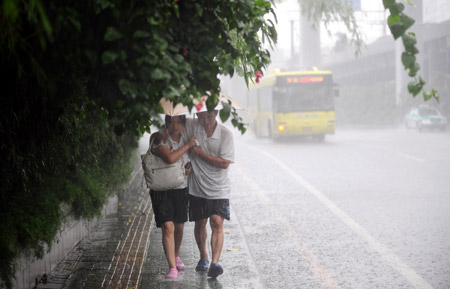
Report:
273,83,334,113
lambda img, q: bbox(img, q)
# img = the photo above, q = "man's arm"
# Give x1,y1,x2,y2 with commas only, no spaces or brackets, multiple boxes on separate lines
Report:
190,146,230,169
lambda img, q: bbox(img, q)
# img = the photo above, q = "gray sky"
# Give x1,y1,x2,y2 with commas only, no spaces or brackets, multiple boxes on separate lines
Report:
272,0,387,58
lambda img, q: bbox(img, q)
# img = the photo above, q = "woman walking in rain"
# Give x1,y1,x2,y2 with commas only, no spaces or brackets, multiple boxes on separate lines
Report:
148,114,196,279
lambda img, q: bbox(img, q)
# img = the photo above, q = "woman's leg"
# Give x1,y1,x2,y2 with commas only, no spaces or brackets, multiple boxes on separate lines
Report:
161,221,176,269
174,223,184,257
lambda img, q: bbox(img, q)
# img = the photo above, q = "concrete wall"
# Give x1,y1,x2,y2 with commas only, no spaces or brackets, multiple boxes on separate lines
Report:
11,194,118,289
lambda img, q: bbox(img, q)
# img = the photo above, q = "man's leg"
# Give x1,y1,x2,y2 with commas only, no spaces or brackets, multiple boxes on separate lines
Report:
194,218,209,260
209,214,224,264
207,214,225,278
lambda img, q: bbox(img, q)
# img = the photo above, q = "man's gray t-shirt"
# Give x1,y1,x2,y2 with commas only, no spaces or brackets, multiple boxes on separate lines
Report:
183,118,234,199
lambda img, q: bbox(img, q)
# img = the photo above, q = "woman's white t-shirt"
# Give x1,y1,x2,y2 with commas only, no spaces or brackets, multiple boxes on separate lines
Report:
151,135,189,189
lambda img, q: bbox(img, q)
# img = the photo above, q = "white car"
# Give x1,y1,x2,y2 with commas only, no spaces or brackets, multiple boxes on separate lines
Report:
404,106,447,131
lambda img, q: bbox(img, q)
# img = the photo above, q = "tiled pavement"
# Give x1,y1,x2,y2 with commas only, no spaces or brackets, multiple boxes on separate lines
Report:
37,147,263,289
140,211,262,289
36,165,153,289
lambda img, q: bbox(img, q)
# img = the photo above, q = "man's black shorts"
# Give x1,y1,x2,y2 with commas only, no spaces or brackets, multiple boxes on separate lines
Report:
149,187,188,228
188,194,230,221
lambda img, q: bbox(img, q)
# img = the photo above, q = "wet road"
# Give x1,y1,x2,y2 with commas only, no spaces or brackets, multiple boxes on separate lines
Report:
230,128,450,289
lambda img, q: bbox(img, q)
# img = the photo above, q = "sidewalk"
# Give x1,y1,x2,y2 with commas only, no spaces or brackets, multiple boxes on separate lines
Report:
37,153,263,289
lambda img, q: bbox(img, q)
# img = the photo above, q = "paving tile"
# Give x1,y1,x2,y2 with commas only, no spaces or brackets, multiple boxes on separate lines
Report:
39,154,264,289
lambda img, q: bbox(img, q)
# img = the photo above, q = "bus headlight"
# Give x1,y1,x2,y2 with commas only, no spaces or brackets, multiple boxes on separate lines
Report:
278,124,285,131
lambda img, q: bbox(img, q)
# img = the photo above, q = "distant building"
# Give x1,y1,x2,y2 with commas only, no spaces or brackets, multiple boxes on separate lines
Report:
321,1,450,126
423,0,450,23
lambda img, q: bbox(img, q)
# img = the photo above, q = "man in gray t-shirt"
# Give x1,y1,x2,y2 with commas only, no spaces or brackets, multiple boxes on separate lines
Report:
183,110,234,278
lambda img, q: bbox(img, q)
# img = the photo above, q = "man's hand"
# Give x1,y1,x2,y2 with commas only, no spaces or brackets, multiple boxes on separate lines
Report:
186,136,197,148
190,142,230,169
190,145,202,156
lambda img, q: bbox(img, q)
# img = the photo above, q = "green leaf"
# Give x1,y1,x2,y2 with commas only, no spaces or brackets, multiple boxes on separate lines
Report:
151,68,164,80
101,50,119,64
100,107,108,120
408,63,420,77
173,4,180,18
3,0,19,20
96,0,115,12
133,30,151,38
407,81,419,97
228,67,234,77
432,89,439,102
149,17,162,25
389,22,406,39
118,79,136,98
423,91,432,101
400,14,415,31
402,33,417,49
219,101,231,122
120,50,127,61
205,93,219,112
423,89,439,102
36,0,52,35
387,15,401,26
68,16,81,32
159,40,168,51
389,3,405,14
401,52,415,69
407,77,425,97
383,0,395,9
405,45,419,55
104,27,123,41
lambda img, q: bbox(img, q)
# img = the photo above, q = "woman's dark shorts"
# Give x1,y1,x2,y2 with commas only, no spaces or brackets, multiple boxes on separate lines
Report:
149,187,188,228
188,194,230,221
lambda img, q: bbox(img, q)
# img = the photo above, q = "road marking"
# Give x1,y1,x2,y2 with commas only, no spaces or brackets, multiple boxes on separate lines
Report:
235,165,342,289
101,193,153,289
134,216,153,289
126,199,153,289
240,144,434,289
398,152,426,162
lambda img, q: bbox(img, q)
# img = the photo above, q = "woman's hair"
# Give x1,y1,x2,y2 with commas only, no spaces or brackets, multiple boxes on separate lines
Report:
165,115,186,126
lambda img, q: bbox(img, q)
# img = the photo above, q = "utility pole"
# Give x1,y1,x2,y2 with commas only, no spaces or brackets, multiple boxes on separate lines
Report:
291,20,295,60
299,9,321,68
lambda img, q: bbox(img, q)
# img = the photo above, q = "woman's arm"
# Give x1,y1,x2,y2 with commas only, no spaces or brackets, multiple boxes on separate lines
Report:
153,136,196,164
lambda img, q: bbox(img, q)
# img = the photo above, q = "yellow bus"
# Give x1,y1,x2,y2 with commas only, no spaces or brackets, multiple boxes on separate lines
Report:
247,68,338,141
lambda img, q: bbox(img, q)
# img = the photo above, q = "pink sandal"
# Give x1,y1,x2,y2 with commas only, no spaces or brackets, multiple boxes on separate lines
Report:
175,256,185,271
166,268,178,279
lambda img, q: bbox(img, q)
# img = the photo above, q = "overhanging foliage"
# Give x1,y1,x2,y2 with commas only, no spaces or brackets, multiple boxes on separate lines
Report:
383,0,439,102
1,0,277,287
